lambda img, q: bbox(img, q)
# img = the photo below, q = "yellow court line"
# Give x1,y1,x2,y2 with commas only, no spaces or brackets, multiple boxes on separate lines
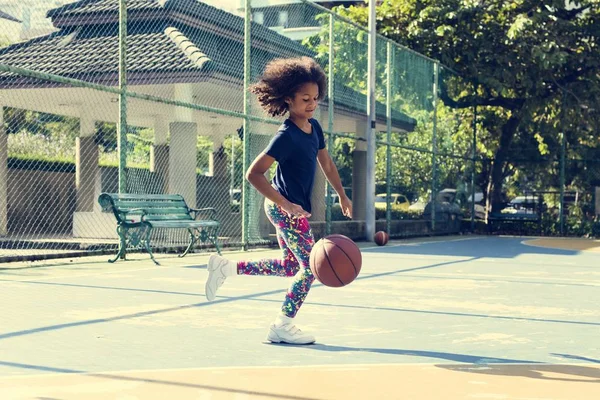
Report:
522,238,600,253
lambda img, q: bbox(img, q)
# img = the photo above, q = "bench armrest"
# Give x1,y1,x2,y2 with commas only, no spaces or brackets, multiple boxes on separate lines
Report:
189,207,217,220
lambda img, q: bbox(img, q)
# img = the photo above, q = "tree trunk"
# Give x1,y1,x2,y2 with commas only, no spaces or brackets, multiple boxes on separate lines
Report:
487,114,521,214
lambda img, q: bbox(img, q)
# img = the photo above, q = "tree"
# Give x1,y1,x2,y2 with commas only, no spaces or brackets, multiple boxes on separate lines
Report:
304,7,481,206
335,0,600,212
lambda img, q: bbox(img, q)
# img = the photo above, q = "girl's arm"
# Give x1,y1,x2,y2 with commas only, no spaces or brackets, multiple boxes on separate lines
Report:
317,149,353,218
246,153,311,218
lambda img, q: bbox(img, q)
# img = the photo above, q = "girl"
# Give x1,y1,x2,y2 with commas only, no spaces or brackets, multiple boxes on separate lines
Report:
204,57,352,345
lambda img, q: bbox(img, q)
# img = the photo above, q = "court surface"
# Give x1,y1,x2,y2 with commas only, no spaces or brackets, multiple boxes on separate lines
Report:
1,235,599,399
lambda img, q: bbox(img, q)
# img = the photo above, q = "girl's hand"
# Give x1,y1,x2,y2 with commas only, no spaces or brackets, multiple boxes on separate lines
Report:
340,196,353,219
282,201,311,219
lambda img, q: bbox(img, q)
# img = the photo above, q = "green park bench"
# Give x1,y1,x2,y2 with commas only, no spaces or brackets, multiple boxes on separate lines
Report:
98,193,221,265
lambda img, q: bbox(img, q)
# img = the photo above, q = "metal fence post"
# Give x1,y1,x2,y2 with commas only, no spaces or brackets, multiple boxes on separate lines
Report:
471,105,477,232
385,42,393,235
365,0,377,242
431,62,439,231
242,0,252,249
118,0,128,193
326,14,335,236
559,90,566,235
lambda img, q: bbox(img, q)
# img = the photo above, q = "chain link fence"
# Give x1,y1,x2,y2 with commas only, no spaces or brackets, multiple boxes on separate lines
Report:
9,0,587,263
488,156,600,237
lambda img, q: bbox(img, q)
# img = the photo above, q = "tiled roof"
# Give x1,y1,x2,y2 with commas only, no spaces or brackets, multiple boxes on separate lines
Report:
0,27,212,85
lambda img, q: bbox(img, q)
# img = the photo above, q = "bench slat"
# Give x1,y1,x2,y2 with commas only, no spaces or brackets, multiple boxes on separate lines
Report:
121,208,191,219
115,201,188,210
143,214,194,221
106,193,184,201
149,220,219,228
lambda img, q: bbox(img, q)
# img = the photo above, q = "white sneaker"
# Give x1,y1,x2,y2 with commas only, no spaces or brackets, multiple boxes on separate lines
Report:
205,254,236,301
267,322,316,345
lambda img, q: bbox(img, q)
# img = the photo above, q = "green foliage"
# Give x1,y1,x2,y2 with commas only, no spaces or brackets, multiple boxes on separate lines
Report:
336,0,600,211
5,108,219,173
6,108,79,163
328,135,355,189
305,8,477,203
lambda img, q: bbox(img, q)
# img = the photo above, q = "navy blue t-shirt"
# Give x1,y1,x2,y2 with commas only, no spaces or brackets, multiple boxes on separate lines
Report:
264,118,326,213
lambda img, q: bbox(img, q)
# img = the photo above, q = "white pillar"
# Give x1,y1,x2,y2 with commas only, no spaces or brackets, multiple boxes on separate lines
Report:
169,122,197,206
352,119,368,221
206,120,239,177
151,117,169,193
168,85,197,204
310,107,326,222
153,116,169,146
0,107,7,236
174,84,194,122
75,111,98,212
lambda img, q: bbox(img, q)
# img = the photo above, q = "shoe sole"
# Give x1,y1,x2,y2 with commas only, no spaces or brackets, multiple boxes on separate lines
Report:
263,339,316,346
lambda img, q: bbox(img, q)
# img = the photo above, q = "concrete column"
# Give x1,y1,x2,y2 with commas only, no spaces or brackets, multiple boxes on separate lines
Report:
309,108,326,222
352,119,368,221
209,121,242,180
151,117,169,193
207,125,227,178
168,85,196,206
0,107,7,236
595,187,600,216
75,113,98,212
169,122,197,207
174,84,194,122
197,123,229,214
310,168,327,222
211,144,228,179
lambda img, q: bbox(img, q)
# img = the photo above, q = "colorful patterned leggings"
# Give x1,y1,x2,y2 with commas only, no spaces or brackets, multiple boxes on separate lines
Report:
237,199,315,318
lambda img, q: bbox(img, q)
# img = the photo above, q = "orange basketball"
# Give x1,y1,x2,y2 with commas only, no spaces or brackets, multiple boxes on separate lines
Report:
309,234,362,287
374,231,389,246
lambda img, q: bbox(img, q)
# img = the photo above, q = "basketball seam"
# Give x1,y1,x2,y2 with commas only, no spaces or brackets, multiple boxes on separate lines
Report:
332,241,359,276
322,242,345,286
376,232,388,245
330,235,355,246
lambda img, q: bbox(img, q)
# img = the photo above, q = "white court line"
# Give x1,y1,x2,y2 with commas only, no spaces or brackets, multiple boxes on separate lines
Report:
2,237,483,283
0,361,576,380
0,258,211,283
394,272,600,286
360,235,482,251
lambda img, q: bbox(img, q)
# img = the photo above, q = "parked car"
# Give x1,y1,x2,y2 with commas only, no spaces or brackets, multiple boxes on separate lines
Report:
375,193,410,211
467,192,487,219
423,188,463,232
501,195,543,215
409,198,428,212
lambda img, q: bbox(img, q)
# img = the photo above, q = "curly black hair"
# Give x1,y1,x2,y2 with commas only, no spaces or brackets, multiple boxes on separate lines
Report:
249,57,327,117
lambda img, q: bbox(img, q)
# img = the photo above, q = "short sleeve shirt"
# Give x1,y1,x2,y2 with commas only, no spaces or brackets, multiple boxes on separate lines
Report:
264,118,326,213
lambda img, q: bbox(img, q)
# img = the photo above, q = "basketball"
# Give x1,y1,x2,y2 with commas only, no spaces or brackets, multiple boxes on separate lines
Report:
374,231,389,246
309,234,362,287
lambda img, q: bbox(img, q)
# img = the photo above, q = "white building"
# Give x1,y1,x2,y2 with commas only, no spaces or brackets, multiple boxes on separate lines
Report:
0,0,73,43
247,0,360,41
204,0,361,41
